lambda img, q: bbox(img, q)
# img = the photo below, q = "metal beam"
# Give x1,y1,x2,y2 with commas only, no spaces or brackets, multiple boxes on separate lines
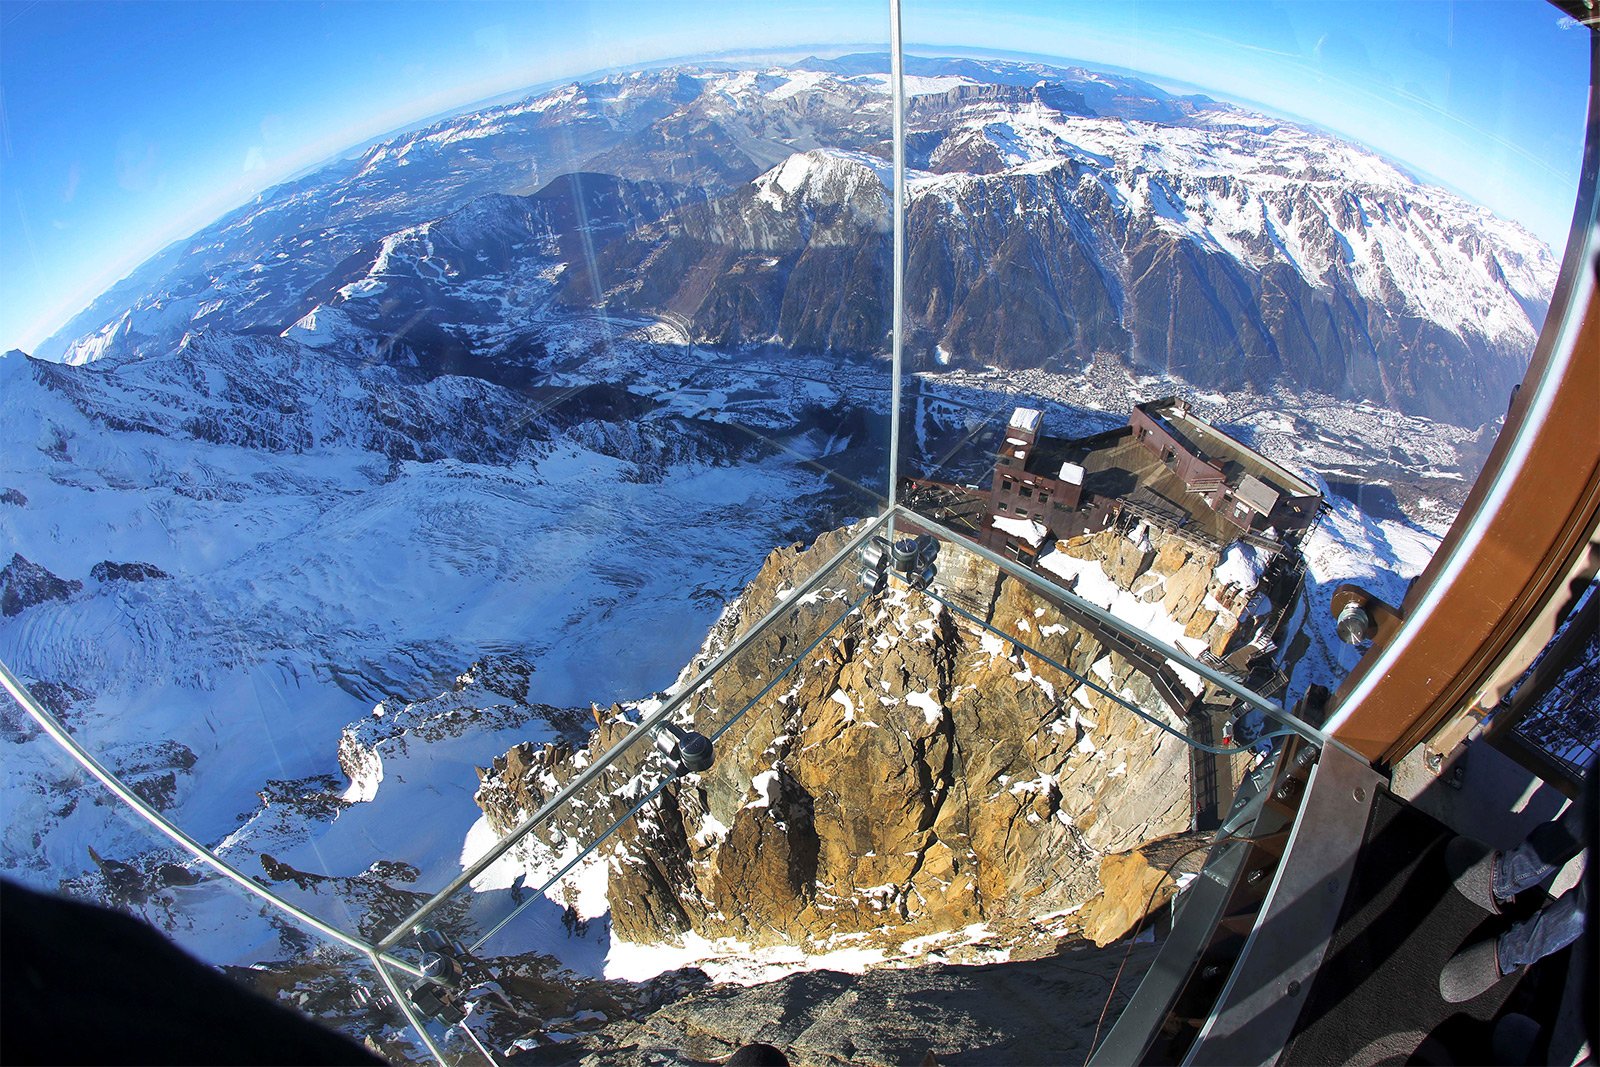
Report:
1184,746,1384,1066
886,0,906,518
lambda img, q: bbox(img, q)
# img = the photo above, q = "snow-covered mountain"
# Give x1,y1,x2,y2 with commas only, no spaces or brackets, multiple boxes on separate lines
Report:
0,51,1534,1033
40,55,1556,428
0,316,878,917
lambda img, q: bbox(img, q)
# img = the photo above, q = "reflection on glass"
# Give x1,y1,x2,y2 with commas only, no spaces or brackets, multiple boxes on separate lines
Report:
896,0,1584,717
0,0,1590,1061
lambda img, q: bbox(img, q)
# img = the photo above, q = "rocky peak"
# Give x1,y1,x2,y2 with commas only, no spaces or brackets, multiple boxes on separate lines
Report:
89,561,172,584
475,522,1256,962
0,554,81,617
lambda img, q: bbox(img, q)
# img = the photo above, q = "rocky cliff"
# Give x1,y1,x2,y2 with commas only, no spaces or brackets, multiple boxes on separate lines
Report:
476,519,1261,961
0,554,82,618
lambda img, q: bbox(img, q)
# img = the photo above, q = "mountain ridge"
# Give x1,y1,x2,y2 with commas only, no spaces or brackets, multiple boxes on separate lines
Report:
31,56,1554,428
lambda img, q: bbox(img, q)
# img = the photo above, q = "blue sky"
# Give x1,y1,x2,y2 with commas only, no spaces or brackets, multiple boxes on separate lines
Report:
0,0,1587,354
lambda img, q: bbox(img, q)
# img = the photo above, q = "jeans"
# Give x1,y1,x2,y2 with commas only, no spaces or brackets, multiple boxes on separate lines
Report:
1499,877,1588,971
1494,800,1586,898
1494,802,1590,972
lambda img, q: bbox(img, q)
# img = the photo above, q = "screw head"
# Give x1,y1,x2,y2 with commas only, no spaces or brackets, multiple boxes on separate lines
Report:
1287,979,1302,997
1352,786,1367,802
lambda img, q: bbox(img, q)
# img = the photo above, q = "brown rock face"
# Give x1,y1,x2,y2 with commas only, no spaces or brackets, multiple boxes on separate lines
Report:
1057,527,1246,658
1079,849,1178,948
476,521,1275,957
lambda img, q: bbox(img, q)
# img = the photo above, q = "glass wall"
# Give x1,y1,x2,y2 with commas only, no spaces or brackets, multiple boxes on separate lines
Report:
1,3,892,1059
1,0,1589,1062
895,0,1587,720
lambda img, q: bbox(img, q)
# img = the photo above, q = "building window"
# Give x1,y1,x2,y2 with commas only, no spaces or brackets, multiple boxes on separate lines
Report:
1020,486,1033,499
998,501,1009,511
1039,492,1050,503
1002,479,1013,491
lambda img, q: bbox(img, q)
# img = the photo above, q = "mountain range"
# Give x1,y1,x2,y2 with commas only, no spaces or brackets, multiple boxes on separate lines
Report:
1,50,1534,1040
35,54,1555,428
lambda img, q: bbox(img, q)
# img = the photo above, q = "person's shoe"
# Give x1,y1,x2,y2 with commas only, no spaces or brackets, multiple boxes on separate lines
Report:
1445,836,1503,913
1440,936,1510,1003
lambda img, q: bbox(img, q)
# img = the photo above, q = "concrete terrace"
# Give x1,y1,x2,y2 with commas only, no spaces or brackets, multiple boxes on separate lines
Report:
1147,404,1319,501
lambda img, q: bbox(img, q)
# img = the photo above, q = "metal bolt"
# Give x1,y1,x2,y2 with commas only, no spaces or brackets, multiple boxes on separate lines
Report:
1352,786,1367,802
1247,867,1268,885
1287,979,1302,997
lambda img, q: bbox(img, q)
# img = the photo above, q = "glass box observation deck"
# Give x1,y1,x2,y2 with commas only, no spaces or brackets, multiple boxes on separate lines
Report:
0,2,1591,1062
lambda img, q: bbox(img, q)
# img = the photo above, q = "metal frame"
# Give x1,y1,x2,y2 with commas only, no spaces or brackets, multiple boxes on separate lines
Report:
887,0,906,519
892,503,1355,758
1183,746,1384,1066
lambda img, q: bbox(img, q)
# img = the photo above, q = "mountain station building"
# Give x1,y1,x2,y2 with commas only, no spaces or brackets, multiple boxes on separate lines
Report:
979,397,1323,564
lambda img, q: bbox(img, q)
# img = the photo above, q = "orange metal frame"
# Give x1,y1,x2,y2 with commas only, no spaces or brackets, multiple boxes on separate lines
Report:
1325,44,1600,764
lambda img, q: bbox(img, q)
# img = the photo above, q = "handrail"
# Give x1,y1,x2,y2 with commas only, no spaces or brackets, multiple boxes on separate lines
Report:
377,511,894,948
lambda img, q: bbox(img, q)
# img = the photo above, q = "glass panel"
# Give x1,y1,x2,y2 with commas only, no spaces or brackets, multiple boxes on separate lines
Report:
892,0,1589,1052
331,517,1263,1060
1,0,891,961
894,0,1586,715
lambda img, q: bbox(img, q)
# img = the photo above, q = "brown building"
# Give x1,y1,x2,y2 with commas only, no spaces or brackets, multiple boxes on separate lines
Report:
1127,398,1321,536
980,397,1323,562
